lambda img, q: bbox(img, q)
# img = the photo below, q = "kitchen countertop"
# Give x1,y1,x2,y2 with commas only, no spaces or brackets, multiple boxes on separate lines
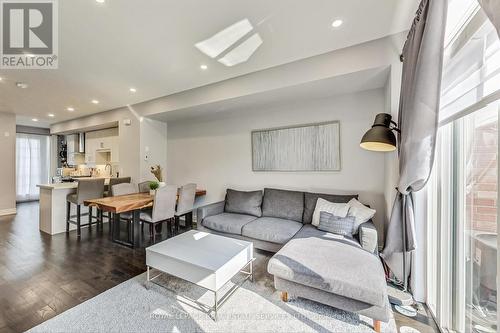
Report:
37,178,112,190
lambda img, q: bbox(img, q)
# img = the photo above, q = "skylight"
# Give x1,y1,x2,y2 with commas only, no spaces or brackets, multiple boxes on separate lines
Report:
195,18,263,67
195,19,253,58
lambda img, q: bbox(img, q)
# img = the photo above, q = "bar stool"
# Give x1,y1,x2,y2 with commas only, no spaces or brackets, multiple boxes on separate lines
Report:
174,183,196,233
140,185,177,244
66,178,105,237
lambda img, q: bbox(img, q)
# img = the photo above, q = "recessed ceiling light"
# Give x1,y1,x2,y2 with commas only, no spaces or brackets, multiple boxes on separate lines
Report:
331,19,343,28
32,118,38,122
129,87,137,93
16,82,28,89
66,107,75,112
96,0,105,3
200,64,208,70
0,77,3,81
91,99,99,104
48,113,55,118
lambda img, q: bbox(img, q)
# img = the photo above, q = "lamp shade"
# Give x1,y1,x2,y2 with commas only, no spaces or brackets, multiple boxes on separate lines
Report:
360,113,398,152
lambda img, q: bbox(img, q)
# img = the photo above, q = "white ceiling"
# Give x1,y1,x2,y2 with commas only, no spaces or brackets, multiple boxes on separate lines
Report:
0,0,417,125
151,67,390,122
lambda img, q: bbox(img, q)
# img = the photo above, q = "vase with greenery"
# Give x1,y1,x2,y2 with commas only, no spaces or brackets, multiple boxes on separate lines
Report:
149,181,160,195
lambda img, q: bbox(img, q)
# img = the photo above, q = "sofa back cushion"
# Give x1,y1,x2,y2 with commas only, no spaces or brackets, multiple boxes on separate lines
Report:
262,188,304,222
303,192,358,224
224,189,263,217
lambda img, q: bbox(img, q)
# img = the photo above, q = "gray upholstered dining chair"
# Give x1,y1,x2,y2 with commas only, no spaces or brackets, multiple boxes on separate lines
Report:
66,178,105,237
140,185,177,244
110,183,138,240
138,181,153,193
104,177,131,197
174,183,197,233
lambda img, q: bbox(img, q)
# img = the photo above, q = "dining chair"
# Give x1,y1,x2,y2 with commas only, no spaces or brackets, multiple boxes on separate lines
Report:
110,183,138,241
174,183,197,233
104,177,132,197
140,185,177,244
66,178,105,237
138,181,153,193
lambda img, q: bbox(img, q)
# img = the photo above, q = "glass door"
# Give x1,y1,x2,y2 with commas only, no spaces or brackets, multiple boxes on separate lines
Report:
457,104,498,333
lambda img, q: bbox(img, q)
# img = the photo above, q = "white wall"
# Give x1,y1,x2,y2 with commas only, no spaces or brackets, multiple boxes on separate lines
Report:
0,112,16,215
167,89,388,244
139,118,168,182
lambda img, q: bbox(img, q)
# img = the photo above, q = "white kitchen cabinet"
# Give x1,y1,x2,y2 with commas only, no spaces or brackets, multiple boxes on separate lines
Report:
83,128,119,165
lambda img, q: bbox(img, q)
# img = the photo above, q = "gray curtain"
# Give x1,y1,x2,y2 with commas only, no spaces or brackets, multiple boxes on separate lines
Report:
380,0,448,287
478,0,500,37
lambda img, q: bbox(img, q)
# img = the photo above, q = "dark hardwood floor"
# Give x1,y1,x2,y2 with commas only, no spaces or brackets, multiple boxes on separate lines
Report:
0,202,439,333
0,202,147,332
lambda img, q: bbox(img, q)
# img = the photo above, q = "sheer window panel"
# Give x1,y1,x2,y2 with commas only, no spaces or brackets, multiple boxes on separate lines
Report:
16,133,50,202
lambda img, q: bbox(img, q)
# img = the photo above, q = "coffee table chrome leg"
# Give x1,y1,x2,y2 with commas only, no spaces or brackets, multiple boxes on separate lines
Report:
147,266,150,282
250,260,254,282
213,290,218,321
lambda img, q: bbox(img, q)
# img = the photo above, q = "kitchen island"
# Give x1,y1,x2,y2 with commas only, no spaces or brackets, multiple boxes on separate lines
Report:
37,180,111,235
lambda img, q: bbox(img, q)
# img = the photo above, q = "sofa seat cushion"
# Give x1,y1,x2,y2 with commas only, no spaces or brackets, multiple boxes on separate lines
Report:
262,188,304,222
202,213,257,235
267,225,387,308
242,217,302,244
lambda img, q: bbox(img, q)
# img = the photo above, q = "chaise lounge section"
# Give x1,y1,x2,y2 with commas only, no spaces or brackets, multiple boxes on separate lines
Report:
197,188,389,332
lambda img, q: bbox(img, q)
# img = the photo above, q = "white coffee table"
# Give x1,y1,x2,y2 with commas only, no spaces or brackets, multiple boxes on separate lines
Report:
145,230,254,319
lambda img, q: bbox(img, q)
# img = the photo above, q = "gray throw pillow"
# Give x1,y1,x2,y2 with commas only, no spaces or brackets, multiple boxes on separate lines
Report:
261,188,304,222
224,189,263,217
318,211,356,236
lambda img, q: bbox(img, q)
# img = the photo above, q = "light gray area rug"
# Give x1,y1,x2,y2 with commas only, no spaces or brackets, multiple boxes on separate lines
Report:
28,251,396,333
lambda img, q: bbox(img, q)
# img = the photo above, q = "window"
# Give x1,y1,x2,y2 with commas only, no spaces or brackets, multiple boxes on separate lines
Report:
427,1,500,332
16,133,50,202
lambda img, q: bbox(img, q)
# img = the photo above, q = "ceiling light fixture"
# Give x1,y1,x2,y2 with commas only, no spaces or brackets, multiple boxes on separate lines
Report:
95,0,105,3
32,118,38,122
16,82,28,89
0,77,3,81
331,19,343,28
48,113,55,117
91,99,99,104
129,87,137,93
67,107,75,112
200,64,208,70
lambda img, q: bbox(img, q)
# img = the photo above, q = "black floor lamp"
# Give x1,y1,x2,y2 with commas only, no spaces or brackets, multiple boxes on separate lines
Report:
360,113,417,318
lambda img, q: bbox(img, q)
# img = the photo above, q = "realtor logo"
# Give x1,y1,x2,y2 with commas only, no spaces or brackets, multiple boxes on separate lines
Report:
1,0,58,69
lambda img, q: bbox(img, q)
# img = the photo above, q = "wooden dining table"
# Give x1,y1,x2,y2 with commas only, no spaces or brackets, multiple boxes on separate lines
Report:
84,189,206,248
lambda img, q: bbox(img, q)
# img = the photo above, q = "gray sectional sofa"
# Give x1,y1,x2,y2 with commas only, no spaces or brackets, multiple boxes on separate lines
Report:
197,188,389,332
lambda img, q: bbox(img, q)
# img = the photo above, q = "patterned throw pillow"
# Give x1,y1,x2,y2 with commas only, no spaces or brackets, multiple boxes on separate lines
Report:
318,211,356,237
311,198,350,226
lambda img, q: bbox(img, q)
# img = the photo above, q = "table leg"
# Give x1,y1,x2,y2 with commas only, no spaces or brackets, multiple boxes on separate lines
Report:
186,212,193,230
133,210,142,248
214,290,218,321
250,260,254,282
113,213,120,242
98,209,103,231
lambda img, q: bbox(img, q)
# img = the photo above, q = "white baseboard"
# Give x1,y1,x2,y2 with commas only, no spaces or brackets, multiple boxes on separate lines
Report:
0,208,17,216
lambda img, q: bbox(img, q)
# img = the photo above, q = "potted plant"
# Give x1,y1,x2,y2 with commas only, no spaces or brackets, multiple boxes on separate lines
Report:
149,181,160,195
